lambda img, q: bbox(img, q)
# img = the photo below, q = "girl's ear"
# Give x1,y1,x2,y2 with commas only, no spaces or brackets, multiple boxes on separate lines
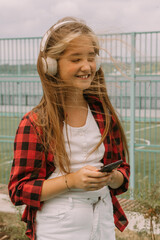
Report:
42,57,58,75
96,55,101,71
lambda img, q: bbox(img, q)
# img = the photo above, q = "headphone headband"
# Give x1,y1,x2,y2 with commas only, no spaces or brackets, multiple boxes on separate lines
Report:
40,20,77,52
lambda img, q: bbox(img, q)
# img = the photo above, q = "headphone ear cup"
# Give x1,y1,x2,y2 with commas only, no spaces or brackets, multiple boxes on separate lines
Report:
96,56,101,72
42,57,58,75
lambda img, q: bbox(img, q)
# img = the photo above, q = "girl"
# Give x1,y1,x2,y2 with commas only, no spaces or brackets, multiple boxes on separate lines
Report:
8,17,130,240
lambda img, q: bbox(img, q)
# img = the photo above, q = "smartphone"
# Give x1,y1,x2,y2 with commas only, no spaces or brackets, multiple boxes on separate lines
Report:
99,160,123,173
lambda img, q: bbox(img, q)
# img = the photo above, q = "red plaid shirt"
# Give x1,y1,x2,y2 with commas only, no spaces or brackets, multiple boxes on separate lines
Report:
8,96,130,240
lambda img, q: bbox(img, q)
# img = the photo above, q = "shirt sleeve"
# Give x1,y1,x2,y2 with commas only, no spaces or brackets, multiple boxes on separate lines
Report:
8,114,47,210
109,116,130,196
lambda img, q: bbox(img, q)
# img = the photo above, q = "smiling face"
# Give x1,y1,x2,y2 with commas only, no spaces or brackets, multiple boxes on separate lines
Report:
58,35,97,90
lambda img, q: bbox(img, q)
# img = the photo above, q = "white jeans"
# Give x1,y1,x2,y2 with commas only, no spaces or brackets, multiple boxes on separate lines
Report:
36,187,116,240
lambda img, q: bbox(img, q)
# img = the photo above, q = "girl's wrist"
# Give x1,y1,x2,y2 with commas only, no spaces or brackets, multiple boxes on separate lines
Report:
65,173,75,190
108,170,124,189
64,175,71,191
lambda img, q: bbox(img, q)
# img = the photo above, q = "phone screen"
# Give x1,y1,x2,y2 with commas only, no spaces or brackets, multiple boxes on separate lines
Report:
99,160,123,173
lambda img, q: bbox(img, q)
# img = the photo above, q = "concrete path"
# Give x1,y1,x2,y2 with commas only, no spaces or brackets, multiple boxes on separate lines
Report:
0,193,17,213
126,211,160,235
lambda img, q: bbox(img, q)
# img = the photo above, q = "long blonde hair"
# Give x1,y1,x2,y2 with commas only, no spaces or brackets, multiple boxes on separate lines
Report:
34,17,129,173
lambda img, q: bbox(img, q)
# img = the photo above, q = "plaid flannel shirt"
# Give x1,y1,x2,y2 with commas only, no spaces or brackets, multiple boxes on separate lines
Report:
8,96,130,240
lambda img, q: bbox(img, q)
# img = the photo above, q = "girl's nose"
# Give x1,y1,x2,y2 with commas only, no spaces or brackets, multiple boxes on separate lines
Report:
80,60,91,71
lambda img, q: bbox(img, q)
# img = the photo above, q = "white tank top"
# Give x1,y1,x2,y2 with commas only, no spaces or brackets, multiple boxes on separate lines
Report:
50,106,105,177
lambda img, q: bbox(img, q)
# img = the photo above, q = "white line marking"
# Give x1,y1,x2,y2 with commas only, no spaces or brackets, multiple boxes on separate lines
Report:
126,124,160,150
135,138,150,150
0,160,12,166
126,124,160,134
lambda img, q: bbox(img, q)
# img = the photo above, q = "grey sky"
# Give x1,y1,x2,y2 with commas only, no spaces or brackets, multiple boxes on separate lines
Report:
0,0,160,38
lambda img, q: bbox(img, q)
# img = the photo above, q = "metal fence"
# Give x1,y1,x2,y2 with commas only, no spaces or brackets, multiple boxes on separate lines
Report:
0,32,160,196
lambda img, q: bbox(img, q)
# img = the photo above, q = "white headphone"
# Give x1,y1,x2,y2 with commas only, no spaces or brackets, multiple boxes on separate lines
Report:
40,20,101,75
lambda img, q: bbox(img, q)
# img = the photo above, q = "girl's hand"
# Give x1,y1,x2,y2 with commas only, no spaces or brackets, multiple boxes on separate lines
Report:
105,169,124,189
67,165,112,191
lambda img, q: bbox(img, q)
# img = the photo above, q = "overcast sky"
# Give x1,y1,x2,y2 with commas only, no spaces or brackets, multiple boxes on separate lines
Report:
0,0,160,38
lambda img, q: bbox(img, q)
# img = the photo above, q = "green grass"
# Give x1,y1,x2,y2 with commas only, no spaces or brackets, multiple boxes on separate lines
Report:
126,121,160,190
0,115,20,137
0,116,21,184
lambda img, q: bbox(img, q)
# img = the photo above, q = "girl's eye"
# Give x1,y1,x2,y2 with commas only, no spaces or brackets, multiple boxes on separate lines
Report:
88,57,95,62
71,59,81,63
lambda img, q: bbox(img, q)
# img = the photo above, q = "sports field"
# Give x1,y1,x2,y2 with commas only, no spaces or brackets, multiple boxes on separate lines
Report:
0,115,160,193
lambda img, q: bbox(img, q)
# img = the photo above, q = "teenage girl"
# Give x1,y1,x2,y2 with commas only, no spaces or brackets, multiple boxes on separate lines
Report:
8,17,130,240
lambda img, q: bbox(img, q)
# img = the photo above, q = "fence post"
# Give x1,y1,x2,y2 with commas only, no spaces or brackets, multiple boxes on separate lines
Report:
130,32,136,198
18,60,22,117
